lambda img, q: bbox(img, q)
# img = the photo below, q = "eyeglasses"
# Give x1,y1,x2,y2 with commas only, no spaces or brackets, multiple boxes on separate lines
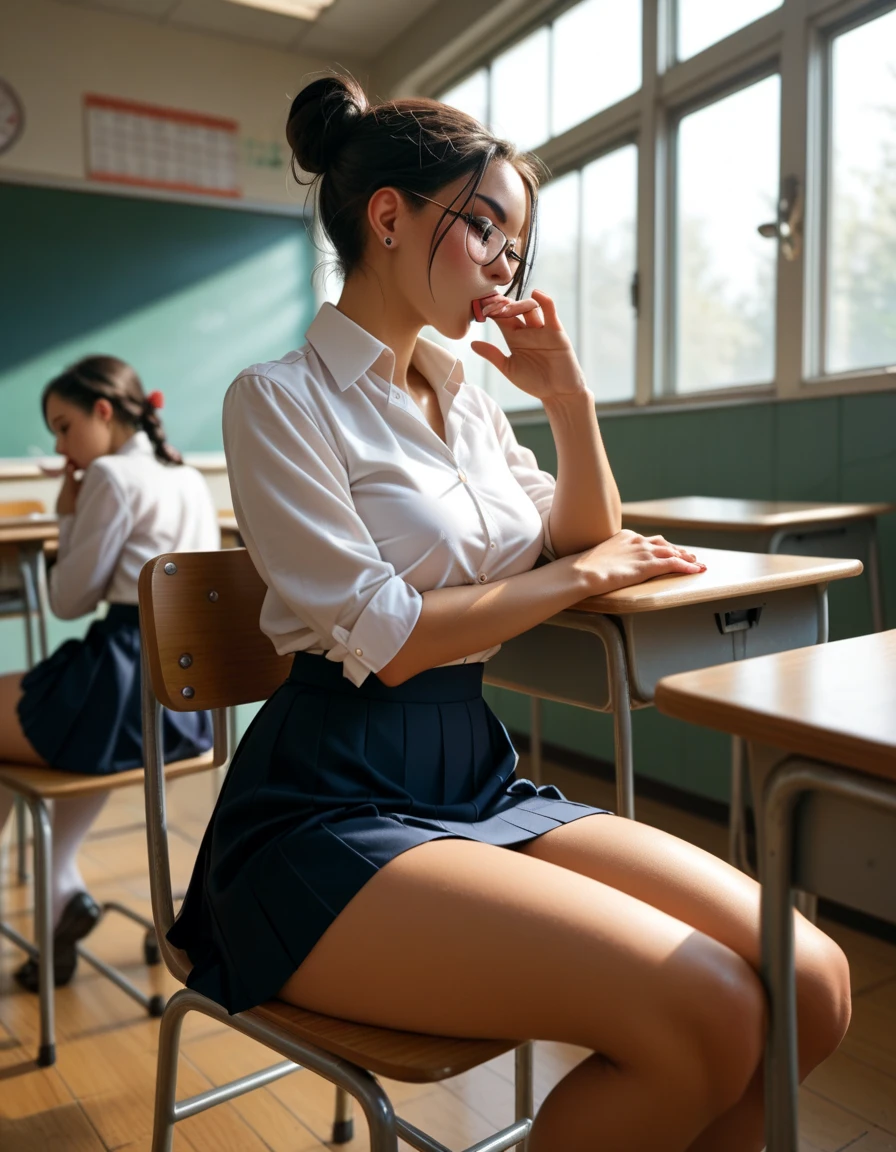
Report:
403,190,526,272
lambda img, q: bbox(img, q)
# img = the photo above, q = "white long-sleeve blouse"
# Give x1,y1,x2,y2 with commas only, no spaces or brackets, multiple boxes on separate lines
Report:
50,431,220,620
224,302,557,687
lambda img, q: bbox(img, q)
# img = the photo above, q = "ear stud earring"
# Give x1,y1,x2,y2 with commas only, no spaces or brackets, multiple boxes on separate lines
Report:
384,237,393,246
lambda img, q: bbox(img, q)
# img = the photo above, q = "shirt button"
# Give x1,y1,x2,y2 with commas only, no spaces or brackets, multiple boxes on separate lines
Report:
458,469,467,482
355,648,363,656
489,541,497,549
478,573,488,583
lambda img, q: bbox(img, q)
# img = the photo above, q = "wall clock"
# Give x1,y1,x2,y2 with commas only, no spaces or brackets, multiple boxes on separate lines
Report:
0,79,24,156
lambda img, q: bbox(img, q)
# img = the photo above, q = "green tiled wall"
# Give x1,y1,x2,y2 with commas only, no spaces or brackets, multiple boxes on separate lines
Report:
485,391,896,804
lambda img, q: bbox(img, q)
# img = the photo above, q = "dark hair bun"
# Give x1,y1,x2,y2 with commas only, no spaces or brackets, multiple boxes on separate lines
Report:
287,75,367,175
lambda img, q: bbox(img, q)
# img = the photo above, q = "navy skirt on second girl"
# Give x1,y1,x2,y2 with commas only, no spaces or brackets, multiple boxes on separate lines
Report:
17,603,213,776
169,651,610,1015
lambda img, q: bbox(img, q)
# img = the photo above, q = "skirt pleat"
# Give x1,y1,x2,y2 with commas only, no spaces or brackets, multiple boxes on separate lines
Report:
168,651,610,1015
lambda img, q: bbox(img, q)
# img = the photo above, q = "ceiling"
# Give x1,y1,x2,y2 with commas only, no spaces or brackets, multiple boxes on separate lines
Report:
54,0,445,60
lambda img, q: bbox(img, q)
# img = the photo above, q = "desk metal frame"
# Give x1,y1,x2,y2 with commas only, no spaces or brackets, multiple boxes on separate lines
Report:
760,755,896,1152
488,585,829,827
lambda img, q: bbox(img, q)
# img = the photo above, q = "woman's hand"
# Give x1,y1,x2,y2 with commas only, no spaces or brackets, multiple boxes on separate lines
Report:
470,289,587,403
572,530,707,598
55,461,83,516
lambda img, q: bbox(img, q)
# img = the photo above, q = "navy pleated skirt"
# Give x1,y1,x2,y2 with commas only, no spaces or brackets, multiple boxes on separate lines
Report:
17,604,213,775
169,651,609,1015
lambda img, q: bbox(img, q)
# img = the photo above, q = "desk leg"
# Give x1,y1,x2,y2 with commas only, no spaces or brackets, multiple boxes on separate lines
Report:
729,737,753,874
591,616,634,821
760,764,801,1152
529,698,543,786
867,521,885,633
16,552,36,670
32,549,50,660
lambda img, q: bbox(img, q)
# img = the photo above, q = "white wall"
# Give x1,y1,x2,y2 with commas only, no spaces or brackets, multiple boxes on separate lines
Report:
0,0,346,208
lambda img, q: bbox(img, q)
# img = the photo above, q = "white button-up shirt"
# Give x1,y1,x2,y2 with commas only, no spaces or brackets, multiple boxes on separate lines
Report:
224,303,557,687
51,431,220,619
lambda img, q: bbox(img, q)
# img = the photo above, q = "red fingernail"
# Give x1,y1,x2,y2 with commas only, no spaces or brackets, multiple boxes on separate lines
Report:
472,299,486,323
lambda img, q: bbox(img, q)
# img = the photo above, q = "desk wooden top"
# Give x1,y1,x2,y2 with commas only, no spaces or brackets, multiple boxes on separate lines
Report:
571,546,861,615
621,496,895,532
654,630,896,781
0,514,60,545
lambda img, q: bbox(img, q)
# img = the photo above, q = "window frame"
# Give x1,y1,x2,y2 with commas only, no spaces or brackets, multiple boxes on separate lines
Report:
423,0,896,416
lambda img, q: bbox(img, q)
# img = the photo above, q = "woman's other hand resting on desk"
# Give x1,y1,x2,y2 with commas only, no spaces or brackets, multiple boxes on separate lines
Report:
379,531,705,687
574,528,706,598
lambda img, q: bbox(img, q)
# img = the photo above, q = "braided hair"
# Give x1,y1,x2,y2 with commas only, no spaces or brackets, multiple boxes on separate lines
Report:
41,356,182,465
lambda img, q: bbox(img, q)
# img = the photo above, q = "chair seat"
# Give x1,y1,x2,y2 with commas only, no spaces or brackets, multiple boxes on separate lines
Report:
0,752,215,801
251,999,518,1084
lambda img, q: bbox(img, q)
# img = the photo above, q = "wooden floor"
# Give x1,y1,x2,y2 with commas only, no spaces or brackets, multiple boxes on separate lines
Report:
1,753,895,1151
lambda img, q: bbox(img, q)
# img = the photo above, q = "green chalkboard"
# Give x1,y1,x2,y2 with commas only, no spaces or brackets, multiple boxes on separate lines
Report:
0,183,318,457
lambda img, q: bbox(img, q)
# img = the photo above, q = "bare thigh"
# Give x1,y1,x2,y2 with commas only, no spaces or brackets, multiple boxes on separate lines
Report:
0,672,46,765
519,815,851,1067
280,828,766,1074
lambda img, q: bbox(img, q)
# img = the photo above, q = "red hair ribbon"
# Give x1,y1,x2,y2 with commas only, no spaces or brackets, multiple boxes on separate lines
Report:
147,390,164,410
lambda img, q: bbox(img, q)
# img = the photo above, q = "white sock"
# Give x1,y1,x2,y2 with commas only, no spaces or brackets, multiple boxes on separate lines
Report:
50,792,109,927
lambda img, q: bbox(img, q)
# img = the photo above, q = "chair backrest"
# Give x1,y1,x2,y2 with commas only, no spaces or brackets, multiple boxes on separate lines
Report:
138,548,292,980
0,500,45,517
140,548,292,711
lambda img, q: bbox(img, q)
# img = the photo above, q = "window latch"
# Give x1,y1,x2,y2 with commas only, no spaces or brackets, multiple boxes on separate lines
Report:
758,175,803,261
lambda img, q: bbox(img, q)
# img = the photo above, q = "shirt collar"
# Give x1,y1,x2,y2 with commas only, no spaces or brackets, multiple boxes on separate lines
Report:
306,302,465,396
117,430,153,458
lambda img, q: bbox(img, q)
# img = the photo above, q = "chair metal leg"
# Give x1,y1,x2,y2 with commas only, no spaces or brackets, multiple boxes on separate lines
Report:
333,1085,355,1143
14,795,29,883
153,987,403,1152
529,699,543,786
152,987,188,1152
515,1042,534,1151
28,797,56,1067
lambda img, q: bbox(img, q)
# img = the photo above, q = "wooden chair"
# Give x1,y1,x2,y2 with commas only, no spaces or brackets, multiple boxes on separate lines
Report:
0,753,214,1067
0,499,51,885
139,548,535,1151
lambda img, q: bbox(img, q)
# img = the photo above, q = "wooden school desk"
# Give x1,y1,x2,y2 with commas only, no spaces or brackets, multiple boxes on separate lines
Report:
621,497,894,632
483,548,862,820
653,630,896,1152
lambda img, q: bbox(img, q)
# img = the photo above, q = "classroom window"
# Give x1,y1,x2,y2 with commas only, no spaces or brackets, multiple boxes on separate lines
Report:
581,144,638,402
440,68,489,127
825,7,896,375
491,28,551,152
431,0,896,410
532,171,581,347
674,75,781,393
677,0,783,62
551,0,641,138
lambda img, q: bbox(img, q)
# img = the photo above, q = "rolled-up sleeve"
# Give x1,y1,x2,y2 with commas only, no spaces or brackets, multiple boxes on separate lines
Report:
49,464,132,619
224,374,423,686
482,394,557,560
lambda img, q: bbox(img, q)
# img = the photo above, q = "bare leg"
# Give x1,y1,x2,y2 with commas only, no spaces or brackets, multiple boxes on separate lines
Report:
280,835,767,1152
520,816,852,1152
0,673,46,767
